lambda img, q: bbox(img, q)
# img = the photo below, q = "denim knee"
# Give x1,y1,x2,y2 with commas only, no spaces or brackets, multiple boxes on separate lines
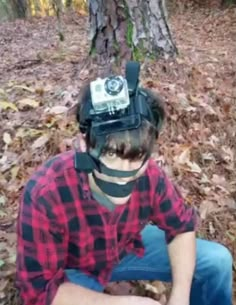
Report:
206,242,233,275
65,269,104,292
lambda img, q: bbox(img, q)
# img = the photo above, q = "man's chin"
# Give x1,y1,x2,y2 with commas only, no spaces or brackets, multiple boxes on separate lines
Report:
106,194,131,205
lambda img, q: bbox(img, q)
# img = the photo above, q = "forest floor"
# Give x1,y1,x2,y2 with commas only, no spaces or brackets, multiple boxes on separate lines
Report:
0,4,236,305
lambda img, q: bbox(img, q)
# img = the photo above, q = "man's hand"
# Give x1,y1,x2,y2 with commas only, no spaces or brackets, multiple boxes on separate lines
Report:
128,296,163,305
166,293,189,305
167,232,195,305
166,298,189,305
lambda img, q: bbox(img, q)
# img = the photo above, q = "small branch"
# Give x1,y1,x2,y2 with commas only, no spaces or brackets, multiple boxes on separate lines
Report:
198,60,220,65
6,59,42,71
52,0,65,42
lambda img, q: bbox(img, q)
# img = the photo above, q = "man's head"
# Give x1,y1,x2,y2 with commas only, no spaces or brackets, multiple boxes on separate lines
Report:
75,62,165,201
77,85,165,160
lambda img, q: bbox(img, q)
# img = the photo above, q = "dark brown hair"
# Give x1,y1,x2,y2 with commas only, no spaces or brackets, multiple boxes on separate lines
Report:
76,84,165,160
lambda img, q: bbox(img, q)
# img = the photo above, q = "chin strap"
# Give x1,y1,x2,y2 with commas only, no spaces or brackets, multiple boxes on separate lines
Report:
92,173,135,198
74,150,149,198
74,151,149,178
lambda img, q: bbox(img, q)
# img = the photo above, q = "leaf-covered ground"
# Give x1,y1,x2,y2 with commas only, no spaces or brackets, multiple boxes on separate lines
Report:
0,5,235,305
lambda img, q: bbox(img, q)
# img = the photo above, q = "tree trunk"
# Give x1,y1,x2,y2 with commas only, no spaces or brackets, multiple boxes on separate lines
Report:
65,0,72,8
52,0,64,41
88,0,177,65
9,0,27,18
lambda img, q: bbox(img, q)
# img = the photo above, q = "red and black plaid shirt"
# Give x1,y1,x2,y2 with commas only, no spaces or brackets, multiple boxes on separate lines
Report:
16,150,198,305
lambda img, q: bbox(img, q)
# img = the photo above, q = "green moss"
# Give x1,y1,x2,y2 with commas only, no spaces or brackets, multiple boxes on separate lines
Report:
123,0,133,48
132,40,145,61
133,39,157,62
133,47,157,62
89,44,97,57
127,20,133,48
148,53,157,61
123,4,155,62
133,47,144,61
113,41,120,53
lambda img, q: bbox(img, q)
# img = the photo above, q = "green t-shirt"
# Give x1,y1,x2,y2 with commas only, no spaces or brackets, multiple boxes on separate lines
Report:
92,190,116,211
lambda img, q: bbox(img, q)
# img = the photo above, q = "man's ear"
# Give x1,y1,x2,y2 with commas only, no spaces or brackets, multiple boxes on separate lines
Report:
74,133,87,152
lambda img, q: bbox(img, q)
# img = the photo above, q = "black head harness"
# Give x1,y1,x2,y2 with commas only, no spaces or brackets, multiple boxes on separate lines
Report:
75,61,162,197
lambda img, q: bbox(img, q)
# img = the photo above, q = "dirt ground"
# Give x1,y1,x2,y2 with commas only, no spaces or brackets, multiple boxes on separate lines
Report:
0,4,235,305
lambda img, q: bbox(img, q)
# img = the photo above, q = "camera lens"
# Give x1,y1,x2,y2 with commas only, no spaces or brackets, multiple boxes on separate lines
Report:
105,76,123,96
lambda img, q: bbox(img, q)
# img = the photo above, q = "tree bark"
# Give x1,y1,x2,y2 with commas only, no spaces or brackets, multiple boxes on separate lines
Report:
9,0,27,18
52,0,64,41
88,0,177,65
65,0,73,8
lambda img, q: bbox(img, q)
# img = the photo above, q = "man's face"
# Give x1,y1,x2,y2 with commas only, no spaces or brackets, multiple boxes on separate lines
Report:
77,134,149,204
96,152,148,184
90,152,149,205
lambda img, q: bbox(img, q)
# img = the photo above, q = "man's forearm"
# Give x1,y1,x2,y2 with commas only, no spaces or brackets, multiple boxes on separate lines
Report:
167,231,196,305
52,282,136,305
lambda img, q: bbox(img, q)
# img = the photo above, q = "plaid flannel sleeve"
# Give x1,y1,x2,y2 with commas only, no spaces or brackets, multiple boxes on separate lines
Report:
16,182,68,305
151,169,199,243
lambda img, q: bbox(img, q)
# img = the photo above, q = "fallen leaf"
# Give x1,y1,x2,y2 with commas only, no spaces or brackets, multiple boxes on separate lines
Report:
48,106,68,114
0,269,15,277
13,85,35,93
0,260,5,268
77,9,88,16
201,152,215,161
200,174,211,184
208,135,220,147
220,197,236,209
199,200,219,219
0,210,7,218
0,279,8,292
105,282,135,295
177,93,190,108
0,156,7,166
226,231,236,242
220,146,234,163
35,88,44,96
204,77,214,90
148,281,166,294
0,196,6,207
5,254,16,265
15,128,43,138
0,101,18,112
198,100,216,115
10,166,20,180
3,133,12,145
174,147,191,165
186,161,202,173
177,93,197,112
78,69,90,80
209,221,216,235
173,147,202,173
0,89,5,96
17,98,39,109
185,106,197,112
211,174,227,187
32,134,50,149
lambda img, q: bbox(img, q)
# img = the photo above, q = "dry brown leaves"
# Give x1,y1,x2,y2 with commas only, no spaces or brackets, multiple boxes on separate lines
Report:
0,5,236,305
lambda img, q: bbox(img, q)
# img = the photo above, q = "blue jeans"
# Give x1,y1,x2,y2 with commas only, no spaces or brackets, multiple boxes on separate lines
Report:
65,225,233,305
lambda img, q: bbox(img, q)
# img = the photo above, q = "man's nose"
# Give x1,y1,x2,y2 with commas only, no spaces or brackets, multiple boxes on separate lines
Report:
119,159,135,171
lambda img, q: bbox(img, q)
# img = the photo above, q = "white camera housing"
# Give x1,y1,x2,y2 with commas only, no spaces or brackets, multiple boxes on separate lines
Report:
90,76,130,114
